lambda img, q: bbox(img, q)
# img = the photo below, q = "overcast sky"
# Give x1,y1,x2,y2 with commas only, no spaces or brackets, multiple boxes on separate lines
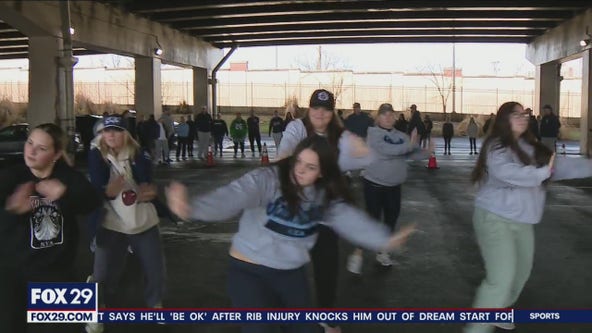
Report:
0,42,579,77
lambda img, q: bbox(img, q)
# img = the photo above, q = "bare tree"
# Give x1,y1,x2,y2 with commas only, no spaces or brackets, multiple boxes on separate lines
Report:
293,46,351,71
423,64,453,114
330,74,346,107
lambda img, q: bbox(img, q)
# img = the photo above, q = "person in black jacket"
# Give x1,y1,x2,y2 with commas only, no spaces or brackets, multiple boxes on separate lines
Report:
539,105,560,151
195,106,213,159
344,102,374,138
442,116,454,155
483,113,495,135
526,108,540,141
0,123,101,333
247,109,262,157
422,115,433,148
394,113,408,133
212,113,229,157
407,105,426,138
268,110,284,150
186,115,196,157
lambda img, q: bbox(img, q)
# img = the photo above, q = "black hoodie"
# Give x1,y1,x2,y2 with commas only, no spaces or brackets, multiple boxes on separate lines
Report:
0,161,101,275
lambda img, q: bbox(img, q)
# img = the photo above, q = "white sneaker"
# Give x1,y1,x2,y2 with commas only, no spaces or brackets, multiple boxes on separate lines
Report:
346,253,363,275
85,322,104,333
492,322,516,330
376,252,393,266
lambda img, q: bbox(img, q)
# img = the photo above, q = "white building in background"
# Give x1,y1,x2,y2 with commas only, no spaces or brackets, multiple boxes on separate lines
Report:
0,60,584,117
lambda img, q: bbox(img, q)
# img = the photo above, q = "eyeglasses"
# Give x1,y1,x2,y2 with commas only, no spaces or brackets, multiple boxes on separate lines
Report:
510,113,529,120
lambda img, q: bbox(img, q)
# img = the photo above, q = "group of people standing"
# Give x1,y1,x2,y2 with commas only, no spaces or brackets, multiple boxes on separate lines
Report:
0,87,588,333
135,106,215,164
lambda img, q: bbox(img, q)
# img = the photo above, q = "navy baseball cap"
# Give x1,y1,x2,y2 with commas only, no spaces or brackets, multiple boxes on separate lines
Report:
103,115,127,131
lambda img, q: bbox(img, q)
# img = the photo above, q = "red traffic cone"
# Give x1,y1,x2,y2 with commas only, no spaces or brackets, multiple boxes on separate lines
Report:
426,153,439,169
206,145,215,167
261,143,270,165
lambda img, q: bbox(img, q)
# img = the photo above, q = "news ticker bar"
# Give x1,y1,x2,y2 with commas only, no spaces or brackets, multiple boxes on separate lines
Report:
27,309,592,324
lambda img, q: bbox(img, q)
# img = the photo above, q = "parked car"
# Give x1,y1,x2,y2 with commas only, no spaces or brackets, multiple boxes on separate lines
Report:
0,123,82,160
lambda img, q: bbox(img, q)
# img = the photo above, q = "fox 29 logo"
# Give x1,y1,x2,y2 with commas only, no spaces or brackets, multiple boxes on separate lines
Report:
28,283,97,310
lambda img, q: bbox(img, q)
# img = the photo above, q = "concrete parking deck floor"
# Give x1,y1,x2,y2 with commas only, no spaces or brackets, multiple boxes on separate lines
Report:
61,138,592,333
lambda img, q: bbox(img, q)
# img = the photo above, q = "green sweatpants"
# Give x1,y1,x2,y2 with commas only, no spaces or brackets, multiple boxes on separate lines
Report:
464,207,535,333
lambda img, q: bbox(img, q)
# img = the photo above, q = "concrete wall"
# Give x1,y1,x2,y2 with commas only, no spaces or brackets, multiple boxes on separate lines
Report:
0,1,223,70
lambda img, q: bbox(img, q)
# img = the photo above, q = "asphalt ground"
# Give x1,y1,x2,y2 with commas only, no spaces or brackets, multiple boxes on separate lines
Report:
8,137,591,333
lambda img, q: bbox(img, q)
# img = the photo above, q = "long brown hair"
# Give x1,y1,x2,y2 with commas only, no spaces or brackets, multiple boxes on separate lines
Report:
276,135,353,216
301,109,344,148
471,101,552,184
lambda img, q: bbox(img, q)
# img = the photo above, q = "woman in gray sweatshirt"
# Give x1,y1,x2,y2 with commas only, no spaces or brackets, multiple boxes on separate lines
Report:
167,136,413,333
465,101,592,333
347,103,428,274
277,89,374,329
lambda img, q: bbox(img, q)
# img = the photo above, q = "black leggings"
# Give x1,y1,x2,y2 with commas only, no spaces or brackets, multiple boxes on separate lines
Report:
363,179,402,231
469,137,477,152
249,132,262,153
311,224,339,308
444,137,452,153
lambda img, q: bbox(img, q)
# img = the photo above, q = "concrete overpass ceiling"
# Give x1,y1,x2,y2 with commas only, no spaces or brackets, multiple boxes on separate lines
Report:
0,1,589,59
0,19,99,60
115,0,591,48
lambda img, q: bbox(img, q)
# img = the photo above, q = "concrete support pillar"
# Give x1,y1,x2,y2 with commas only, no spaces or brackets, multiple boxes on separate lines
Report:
534,61,561,115
193,67,209,113
135,57,162,119
581,49,592,156
27,36,62,127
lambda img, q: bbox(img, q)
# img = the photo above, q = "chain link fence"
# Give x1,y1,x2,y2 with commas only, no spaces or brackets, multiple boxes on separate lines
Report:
0,81,583,117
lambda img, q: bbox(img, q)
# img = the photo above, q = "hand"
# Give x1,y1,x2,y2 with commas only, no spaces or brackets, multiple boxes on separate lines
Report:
166,181,190,221
35,179,67,202
105,175,126,198
349,133,370,158
6,182,34,214
137,183,157,202
384,224,416,251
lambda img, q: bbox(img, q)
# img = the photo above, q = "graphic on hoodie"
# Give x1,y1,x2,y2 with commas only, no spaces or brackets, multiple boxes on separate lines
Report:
265,196,323,238
384,135,404,145
29,196,63,249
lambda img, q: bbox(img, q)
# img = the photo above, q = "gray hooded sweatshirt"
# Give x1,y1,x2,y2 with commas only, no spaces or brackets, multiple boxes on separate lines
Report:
190,166,391,270
278,119,375,171
362,126,428,186
475,139,592,224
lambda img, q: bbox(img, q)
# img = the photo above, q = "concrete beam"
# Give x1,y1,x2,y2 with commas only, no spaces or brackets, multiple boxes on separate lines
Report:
135,57,162,119
27,36,61,127
193,67,209,113
526,8,592,66
534,61,561,115
0,0,223,70
581,49,592,156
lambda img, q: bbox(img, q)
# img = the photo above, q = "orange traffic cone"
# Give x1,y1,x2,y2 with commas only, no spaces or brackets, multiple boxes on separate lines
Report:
206,145,215,167
426,152,439,169
261,143,270,165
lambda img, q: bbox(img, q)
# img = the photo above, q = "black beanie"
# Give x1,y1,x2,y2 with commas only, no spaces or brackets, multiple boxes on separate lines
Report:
309,89,335,110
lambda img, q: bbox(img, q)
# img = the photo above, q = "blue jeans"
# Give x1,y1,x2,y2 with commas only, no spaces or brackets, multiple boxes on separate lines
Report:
93,226,166,307
227,257,315,333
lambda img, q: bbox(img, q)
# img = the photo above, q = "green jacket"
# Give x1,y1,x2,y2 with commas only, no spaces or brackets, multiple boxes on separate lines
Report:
230,118,248,140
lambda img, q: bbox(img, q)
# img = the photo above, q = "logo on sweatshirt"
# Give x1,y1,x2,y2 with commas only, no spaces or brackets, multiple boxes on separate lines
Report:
264,197,323,238
29,197,64,249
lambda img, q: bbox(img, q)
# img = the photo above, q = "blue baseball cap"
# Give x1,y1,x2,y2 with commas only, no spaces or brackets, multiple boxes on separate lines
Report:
103,115,127,131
